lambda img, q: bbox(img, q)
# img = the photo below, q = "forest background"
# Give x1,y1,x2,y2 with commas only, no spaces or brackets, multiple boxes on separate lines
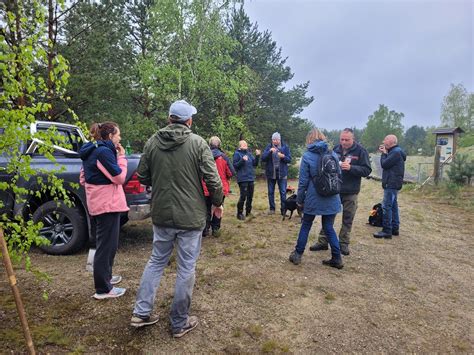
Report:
3,0,472,159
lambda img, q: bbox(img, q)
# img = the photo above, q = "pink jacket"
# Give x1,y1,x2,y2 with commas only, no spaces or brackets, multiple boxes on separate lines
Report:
80,155,129,216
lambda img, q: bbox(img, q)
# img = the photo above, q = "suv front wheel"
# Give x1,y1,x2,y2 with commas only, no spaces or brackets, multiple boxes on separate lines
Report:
32,200,87,255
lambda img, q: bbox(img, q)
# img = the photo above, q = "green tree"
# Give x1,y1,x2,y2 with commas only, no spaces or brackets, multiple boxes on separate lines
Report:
61,0,135,124
1,0,76,262
440,83,473,132
227,6,313,152
422,126,436,156
361,104,404,152
404,125,427,155
447,153,474,185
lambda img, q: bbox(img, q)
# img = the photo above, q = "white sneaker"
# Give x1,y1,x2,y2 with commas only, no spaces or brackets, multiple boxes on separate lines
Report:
92,287,126,300
110,275,122,285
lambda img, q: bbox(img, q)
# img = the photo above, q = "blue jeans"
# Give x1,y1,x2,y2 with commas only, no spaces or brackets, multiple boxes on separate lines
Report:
295,214,341,259
382,188,400,233
267,178,287,212
133,225,202,331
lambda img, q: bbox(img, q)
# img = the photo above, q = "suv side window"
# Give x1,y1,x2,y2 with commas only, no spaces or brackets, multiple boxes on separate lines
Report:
32,127,84,156
69,130,84,153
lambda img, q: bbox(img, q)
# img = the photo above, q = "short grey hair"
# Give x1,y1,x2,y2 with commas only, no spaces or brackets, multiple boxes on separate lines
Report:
209,136,221,148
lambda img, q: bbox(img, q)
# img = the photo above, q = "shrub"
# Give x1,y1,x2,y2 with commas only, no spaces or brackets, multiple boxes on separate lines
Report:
447,153,474,185
287,164,299,179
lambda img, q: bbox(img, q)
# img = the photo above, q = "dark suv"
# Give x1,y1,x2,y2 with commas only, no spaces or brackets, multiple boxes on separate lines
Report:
0,121,150,255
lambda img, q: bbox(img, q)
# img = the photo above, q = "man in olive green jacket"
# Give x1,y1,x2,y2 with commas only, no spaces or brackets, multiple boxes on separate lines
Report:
131,100,223,338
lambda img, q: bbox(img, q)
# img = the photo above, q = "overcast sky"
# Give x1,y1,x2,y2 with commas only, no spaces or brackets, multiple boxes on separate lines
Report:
244,0,473,131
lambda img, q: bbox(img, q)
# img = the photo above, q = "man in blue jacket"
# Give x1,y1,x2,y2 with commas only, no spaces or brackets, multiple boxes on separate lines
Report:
261,132,292,215
374,134,406,239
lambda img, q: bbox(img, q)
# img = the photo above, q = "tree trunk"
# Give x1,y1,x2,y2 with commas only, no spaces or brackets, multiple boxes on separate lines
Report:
47,0,55,119
12,0,26,107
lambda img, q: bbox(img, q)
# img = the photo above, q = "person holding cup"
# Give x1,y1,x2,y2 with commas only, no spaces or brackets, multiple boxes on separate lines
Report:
310,128,371,255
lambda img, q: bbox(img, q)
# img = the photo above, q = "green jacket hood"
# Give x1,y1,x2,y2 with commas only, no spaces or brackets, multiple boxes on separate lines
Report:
154,123,192,151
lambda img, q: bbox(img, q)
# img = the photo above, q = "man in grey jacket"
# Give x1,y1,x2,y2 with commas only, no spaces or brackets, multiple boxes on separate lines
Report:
130,100,223,338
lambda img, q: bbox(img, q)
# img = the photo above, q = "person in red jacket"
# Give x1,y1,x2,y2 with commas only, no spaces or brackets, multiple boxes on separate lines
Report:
202,136,233,237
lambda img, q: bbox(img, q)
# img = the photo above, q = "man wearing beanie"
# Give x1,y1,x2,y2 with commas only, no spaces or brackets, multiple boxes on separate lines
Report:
261,132,292,215
131,100,223,337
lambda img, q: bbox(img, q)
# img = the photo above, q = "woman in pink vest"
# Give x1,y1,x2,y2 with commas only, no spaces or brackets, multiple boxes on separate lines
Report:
79,122,129,299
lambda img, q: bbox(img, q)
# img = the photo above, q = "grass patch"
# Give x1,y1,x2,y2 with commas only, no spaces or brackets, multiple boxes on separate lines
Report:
232,328,243,338
223,247,234,256
261,339,290,353
0,327,24,347
453,340,471,352
246,324,263,338
325,292,336,302
0,294,16,310
32,324,70,347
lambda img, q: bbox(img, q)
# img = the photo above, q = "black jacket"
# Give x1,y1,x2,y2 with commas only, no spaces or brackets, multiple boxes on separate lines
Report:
334,142,372,194
381,145,407,190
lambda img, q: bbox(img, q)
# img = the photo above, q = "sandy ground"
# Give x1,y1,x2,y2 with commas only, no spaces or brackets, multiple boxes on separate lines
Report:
1,178,473,353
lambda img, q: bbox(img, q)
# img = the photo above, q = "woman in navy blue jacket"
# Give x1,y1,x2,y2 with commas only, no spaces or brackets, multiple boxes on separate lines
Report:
289,128,343,269
233,140,261,220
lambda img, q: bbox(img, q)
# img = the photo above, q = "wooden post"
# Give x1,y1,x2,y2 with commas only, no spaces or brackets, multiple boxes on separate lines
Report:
0,228,36,355
433,145,441,185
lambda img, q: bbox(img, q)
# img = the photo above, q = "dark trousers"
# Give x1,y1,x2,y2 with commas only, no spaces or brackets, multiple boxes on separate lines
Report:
205,196,225,232
267,178,287,213
296,213,341,259
93,212,121,294
237,181,254,215
318,193,358,246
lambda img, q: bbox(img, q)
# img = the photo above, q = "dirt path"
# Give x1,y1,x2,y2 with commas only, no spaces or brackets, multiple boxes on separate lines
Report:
1,179,473,353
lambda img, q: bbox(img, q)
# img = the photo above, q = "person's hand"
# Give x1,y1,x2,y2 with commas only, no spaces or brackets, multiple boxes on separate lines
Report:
341,161,351,171
379,144,387,154
270,147,277,153
212,205,224,218
277,152,285,159
296,202,304,214
255,149,261,156
243,155,248,161
116,143,125,156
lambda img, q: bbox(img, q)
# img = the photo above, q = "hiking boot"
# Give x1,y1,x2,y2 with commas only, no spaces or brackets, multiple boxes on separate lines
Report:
322,258,344,269
373,231,392,239
202,228,210,237
289,250,302,265
309,243,328,251
212,229,221,238
237,213,245,221
267,210,275,215
130,314,159,328
92,287,126,300
392,229,399,236
110,275,122,285
340,244,350,256
172,316,199,338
